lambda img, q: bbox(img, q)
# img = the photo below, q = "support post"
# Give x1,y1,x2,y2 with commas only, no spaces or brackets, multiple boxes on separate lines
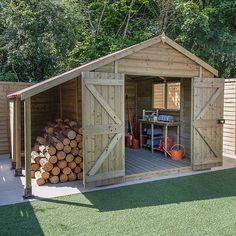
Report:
9,100,16,169
15,98,22,176
24,98,32,198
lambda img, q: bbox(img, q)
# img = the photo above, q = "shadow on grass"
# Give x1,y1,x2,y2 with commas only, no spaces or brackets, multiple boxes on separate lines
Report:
1,168,236,235
0,202,44,236
41,167,236,212
0,157,44,235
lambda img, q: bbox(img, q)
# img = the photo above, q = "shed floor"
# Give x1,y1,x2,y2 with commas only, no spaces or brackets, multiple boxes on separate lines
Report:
125,148,191,176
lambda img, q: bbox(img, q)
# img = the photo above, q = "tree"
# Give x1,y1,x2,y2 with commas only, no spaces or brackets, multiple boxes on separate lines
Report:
0,0,82,82
0,0,235,81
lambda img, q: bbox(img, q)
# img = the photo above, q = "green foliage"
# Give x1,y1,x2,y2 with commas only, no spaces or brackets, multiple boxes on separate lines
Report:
0,0,235,82
0,0,82,82
169,0,236,77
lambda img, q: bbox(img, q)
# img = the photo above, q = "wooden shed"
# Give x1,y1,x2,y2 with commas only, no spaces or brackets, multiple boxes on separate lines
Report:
8,34,225,197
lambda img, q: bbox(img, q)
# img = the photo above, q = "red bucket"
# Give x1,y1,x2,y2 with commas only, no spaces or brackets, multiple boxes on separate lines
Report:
132,138,139,149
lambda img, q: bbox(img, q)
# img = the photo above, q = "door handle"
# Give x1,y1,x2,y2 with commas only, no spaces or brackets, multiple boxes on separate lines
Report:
218,119,225,124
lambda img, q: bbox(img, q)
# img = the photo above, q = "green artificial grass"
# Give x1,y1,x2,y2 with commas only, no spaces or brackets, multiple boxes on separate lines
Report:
1,169,236,236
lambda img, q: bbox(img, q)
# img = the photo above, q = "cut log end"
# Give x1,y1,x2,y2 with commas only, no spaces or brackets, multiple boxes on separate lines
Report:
68,161,76,170
35,171,46,186
74,166,82,174
49,175,59,184
31,118,83,185
57,151,66,160
51,166,60,176
62,167,71,175
59,173,68,183
68,172,77,181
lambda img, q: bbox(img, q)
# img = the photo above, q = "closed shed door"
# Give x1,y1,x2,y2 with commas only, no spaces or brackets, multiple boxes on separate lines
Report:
192,77,224,170
82,72,125,187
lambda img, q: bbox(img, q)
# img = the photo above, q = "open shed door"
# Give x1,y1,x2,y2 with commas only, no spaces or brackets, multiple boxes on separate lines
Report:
82,72,125,187
192,77,224,170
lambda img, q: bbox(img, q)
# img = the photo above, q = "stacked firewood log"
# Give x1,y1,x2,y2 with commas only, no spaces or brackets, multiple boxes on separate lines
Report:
31,118,83,186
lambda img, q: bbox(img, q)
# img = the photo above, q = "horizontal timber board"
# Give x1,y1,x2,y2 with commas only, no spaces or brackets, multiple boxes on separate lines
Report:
118,58,199,70
125,166,192,182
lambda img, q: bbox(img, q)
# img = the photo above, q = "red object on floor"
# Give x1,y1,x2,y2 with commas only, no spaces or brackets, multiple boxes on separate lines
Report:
132,138,139,149
159,137,173,151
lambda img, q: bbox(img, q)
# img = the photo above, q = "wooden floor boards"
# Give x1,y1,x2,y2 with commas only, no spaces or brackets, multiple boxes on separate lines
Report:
125,148,191,176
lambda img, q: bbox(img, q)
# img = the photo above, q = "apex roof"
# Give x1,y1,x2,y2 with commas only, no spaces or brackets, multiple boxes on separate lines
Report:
8,33,218,100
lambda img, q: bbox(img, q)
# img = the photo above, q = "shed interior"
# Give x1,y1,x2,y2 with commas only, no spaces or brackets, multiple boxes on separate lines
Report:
124,75,192,177
27,74,192,181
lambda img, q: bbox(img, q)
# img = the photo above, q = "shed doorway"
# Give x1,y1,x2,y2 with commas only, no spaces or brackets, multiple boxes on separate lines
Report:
124,75,192,180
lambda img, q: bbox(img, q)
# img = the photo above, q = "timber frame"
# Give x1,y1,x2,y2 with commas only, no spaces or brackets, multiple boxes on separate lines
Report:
8,33,221,196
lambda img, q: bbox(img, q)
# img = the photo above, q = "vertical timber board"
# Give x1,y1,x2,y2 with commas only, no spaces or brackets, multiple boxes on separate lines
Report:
61,78,78,120
24,98,32,191
180,78,192,158
15,99,21,170
77,77,82,126
9,101,15,162
192,77,224,170
82,72,125,187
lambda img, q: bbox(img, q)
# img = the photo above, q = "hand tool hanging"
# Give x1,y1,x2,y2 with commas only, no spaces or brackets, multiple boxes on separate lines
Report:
126,94,133,147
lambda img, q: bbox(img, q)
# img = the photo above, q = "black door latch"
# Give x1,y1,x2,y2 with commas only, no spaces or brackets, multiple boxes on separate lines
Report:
218,119,225,124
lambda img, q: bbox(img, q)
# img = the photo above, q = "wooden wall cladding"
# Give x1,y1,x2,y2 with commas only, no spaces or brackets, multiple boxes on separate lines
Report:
136,79,154,118
31,88,56,143
60,77,81,124
0,82,32,155
95,42,214,78
117,43,214,78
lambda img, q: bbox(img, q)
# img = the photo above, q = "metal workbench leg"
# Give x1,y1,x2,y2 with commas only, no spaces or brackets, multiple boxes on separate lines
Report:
140,122,142,148
164,125,168,157
177,125,180,145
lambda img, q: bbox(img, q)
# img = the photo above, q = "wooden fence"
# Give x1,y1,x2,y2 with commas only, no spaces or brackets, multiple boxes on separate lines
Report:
223,79,236,155
0,82,32,155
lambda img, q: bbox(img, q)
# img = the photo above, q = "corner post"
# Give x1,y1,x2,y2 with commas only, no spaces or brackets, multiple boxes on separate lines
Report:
15,98,22,176
24,97,32,198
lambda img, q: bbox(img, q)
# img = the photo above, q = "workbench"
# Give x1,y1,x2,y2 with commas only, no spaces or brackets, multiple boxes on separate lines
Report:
139,119,180,156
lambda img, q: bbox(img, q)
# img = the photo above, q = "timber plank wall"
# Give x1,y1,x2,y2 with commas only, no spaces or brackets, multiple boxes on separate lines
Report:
0,82,32,155
223,79,236,155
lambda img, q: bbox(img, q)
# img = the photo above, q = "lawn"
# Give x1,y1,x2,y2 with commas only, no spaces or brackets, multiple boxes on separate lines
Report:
1,168,236,236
